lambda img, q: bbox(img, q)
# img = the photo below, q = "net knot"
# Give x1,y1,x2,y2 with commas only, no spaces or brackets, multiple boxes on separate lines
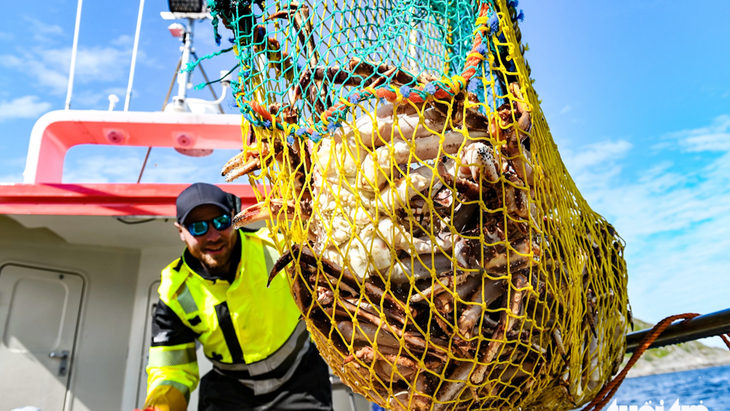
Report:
399,85,412,99
348,93,362,104
423,82,437,95
488,13,500,34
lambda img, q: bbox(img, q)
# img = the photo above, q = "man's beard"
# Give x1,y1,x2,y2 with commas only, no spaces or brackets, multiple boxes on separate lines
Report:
198,250,231,270
191,239,234,273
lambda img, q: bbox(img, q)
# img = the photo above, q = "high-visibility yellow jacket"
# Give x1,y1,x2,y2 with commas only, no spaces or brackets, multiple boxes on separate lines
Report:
145,228,307,409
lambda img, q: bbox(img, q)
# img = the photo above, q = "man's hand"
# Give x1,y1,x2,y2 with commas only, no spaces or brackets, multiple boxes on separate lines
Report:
142,385,188,411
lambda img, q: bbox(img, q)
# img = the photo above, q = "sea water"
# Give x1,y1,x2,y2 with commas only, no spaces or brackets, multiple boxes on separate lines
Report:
603,364,730,410
370,365,730,411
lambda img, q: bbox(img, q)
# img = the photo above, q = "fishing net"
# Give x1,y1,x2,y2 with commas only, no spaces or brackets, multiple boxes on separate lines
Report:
210,0,631,409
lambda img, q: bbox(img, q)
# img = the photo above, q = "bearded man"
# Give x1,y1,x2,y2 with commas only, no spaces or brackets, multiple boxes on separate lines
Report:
142,183,332,411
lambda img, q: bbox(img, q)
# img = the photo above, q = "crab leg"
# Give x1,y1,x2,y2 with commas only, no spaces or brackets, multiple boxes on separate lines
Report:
456,278,505,339
454,235,536,275
223,133,306,184
341,297,402,324
232,199,309,229
501,83,534,186
222,144,270,182
361,131,469,190
312,272,359,297
553,327,568,361
470,273,528,385
299,65,365,87
410,273,471,304
268,249,294,286
433,274,481,314
338,104,450,150
348,57,439,87
294,245,361,293
265,37,295,82
372,217,452,257
433,362,475,411
340,109,434,150
268,2,325,112
337,321,401,349
297,244,413,320
391,253,453,283
339,301,448,361
375,173,430,210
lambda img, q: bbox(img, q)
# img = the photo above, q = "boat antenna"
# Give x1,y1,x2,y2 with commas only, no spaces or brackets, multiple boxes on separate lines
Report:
64,0,83,110
124,0,147,111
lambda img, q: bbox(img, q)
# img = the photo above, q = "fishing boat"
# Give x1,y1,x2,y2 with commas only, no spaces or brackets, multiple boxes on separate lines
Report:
0,1,366,410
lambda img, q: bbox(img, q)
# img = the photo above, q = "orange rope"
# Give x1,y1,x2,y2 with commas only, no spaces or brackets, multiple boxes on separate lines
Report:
580,313,703,411
720,334,730,351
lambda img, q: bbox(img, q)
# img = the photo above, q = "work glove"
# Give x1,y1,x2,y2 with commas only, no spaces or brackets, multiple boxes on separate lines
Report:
139,385,188,411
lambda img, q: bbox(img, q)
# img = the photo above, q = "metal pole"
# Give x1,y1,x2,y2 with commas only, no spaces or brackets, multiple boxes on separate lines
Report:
137,54,183,184
626,308,730,353
124,0,146,111
64,0,83,110
173,19,194,110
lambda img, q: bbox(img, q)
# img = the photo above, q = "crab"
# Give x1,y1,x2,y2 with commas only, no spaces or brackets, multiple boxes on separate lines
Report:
223,66,627,409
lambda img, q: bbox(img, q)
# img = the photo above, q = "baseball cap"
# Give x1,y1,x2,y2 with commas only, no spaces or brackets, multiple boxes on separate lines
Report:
176,183,233,224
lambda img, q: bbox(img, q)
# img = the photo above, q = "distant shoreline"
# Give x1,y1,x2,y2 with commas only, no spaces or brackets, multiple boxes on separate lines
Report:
623,318,730,378
626,357,730,378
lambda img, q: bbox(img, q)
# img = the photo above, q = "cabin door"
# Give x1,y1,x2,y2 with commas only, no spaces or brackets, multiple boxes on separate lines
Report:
0,264,84,411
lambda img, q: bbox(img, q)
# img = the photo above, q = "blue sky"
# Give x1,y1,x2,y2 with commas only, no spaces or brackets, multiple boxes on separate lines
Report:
2,2,730,345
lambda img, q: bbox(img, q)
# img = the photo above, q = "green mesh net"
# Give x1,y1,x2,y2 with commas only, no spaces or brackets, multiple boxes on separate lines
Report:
210,0,631,409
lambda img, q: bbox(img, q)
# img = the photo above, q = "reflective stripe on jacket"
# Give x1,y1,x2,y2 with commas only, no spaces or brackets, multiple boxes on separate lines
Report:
146,228,304,401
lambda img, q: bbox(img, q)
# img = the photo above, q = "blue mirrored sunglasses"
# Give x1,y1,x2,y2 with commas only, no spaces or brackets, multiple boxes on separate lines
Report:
185,214,232,237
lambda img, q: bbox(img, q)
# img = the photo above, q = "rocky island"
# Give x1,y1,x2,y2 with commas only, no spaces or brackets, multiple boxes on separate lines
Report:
624,319,730,378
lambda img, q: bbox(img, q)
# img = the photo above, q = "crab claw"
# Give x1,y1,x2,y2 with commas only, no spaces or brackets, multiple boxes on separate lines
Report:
265,4,298,21
221,144,271,182
265,1,302,20
509,82,532,133
232,199,310,229
268,248,293,287
265,2,315,68
458,142,501,183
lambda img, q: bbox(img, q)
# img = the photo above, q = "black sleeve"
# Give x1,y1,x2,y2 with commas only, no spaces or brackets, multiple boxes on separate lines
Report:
150,300,198,347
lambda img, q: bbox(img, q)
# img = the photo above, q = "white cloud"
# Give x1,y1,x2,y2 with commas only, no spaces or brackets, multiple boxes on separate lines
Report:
71,87,129,108
111,35,133,47
560,115,730,331
0,18,151,97
0,95,51,122
0,53,69,94
23,16,64,42
563,139,632,172
0,173,23,183
1,45,133,95
0,158,25,183
63,155,144,183
669,115,730,152
559,105,571,114
62,148,239,184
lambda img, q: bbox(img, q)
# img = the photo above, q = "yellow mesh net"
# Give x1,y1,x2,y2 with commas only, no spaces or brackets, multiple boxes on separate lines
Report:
215,0,630,409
